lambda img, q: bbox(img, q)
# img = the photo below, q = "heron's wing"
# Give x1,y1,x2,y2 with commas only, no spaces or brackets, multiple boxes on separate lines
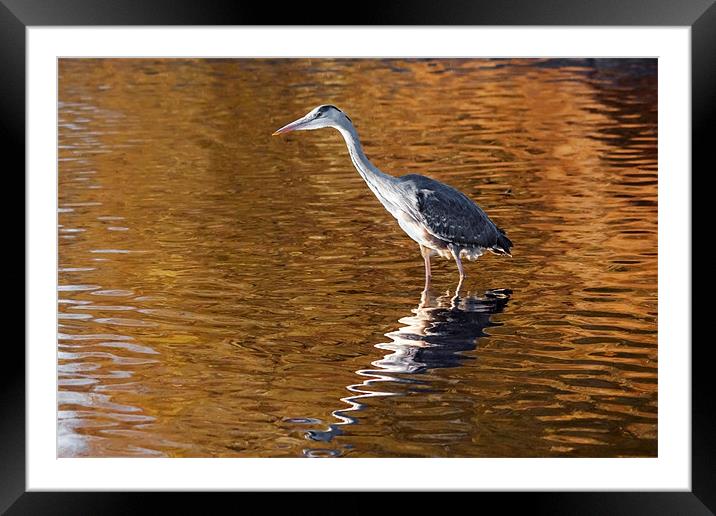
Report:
399,174,511,252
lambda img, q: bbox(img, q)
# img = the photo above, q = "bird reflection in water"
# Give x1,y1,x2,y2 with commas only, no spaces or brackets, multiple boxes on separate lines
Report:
300,287,511,457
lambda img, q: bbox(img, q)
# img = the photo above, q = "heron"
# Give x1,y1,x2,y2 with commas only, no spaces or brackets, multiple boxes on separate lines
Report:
273,105,512,289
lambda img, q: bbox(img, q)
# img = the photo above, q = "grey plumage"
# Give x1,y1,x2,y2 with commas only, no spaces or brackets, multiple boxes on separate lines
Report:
398,174,512,255
273,104,513,287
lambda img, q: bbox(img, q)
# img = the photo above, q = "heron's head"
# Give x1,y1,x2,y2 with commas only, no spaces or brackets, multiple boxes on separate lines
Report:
272,105,352,136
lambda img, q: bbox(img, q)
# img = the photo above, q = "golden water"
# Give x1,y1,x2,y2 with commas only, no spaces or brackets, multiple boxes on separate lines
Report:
58,58,657,457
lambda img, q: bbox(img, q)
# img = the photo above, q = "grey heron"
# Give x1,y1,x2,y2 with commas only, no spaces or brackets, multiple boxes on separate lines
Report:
273,105,512,289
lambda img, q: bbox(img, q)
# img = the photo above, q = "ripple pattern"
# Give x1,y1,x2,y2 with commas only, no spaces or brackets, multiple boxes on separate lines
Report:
58,58,657,457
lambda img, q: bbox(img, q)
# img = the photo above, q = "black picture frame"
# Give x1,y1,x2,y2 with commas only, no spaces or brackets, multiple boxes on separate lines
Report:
5,0,709,513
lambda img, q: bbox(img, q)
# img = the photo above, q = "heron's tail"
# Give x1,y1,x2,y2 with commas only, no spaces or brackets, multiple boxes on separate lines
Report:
490,230,513,257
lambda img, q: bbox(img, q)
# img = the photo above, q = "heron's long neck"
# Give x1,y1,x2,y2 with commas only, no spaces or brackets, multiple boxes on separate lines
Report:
336,124,398,206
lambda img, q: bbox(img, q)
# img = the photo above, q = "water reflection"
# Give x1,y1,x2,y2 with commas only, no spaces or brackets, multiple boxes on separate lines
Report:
302,287,511,456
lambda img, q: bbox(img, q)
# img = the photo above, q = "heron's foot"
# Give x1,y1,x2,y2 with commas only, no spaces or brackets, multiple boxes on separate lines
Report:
419,287,437,309
456,274,466,294
450,287,461,309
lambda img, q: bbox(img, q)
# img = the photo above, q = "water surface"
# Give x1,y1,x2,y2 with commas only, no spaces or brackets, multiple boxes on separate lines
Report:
58,58,657,457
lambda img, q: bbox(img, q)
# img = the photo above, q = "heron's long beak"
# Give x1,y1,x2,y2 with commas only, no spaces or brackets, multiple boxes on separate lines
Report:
272,115,310,136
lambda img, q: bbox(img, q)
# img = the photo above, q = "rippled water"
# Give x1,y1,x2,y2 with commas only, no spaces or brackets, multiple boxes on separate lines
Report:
58,58,657,457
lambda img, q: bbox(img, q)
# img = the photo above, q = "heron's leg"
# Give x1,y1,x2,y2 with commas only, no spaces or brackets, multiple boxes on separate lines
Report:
449,245,466,292
420,245,432,289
